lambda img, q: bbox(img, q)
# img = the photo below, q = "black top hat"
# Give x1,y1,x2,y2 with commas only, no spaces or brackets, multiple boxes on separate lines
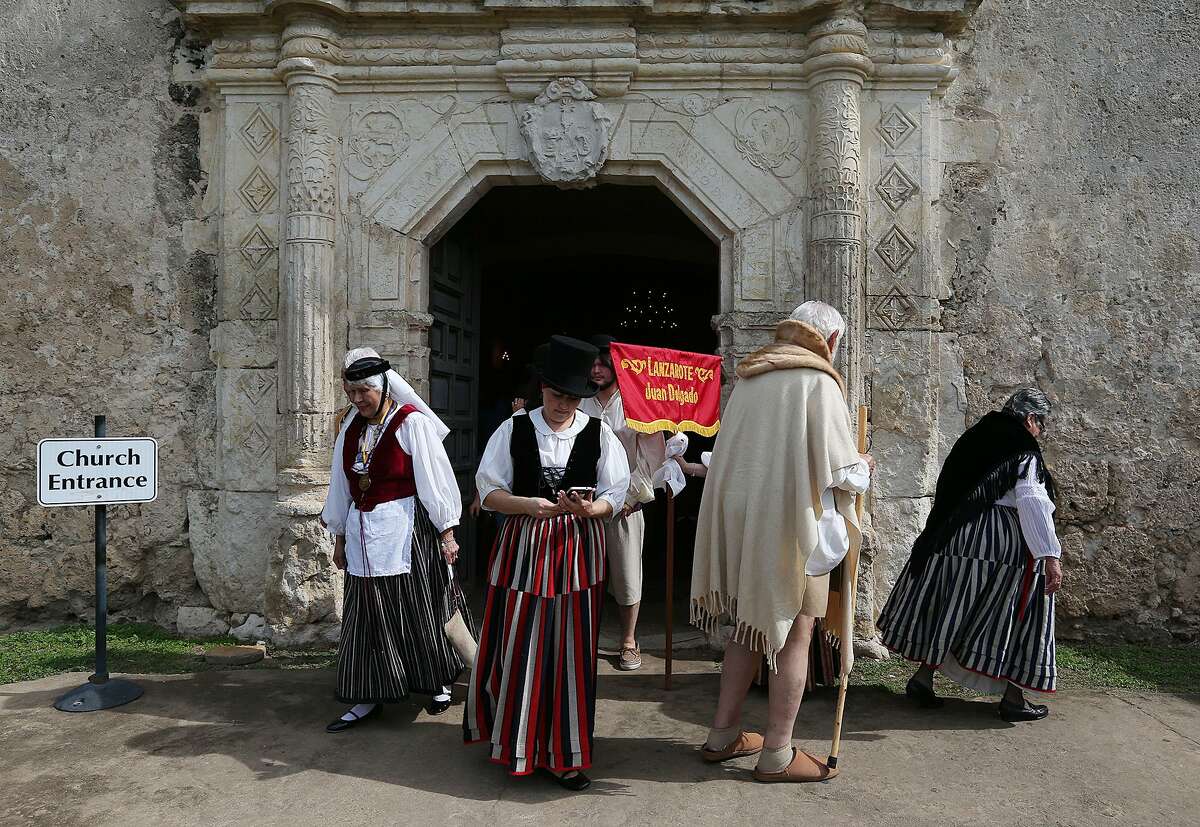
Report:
539,335,600,398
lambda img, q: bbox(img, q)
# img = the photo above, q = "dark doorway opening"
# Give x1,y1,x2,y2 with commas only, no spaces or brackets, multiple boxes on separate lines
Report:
429,183,720,617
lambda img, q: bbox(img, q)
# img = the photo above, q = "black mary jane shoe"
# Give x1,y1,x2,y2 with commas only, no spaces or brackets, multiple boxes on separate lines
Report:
325,704,381,733
905,675,944,709
998,698,1049,722
539,768,591,792
426,698,452,716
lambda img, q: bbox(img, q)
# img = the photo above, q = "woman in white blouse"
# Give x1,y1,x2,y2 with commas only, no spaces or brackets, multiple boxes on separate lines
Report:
877,388,1064,722
463,336,630,791
321,348,472,732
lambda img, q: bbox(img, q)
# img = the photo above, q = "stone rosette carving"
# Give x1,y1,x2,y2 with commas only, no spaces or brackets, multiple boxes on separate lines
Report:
520,78,613,186
877,104,919,150
876,225,916,273
876,162,919,212
238,167,277,213
872,286,917,332
240,106,278,156
347,106,411,181
734,102,803,177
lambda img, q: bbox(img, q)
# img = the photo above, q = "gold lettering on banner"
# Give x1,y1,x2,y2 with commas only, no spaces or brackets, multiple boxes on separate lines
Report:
619,357,716,384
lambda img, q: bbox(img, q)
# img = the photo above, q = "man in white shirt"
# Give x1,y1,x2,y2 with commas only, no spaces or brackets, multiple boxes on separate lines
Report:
578,335,666,671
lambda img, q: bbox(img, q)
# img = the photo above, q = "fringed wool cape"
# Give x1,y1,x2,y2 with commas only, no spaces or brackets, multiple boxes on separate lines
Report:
690,320,862,671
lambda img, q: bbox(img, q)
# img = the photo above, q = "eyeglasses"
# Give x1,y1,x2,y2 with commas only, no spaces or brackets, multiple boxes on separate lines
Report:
1034,414,1048,433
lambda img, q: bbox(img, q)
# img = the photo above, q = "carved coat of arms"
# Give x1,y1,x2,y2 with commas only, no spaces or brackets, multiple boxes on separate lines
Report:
520,78,614,186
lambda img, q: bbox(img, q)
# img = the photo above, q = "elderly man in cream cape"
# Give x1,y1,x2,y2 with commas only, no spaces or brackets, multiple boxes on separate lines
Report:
691,301,873,783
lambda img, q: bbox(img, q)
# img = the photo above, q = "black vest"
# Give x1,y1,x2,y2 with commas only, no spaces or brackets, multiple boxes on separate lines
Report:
511,413,601,499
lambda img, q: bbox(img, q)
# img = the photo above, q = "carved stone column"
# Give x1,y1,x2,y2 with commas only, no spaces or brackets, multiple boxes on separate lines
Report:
805,16,886,652
278,27,339,493
268,20,342,641
805,16,872,407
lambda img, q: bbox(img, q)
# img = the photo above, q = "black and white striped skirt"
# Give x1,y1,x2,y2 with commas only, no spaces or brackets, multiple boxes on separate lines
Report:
336,501,472,703
876,504,1056,693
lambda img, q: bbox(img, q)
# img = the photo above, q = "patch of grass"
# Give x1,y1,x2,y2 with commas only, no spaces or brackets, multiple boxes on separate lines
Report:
848,642,1199,697
0,623,342,685
0,623,235,685
1055,643,1200,693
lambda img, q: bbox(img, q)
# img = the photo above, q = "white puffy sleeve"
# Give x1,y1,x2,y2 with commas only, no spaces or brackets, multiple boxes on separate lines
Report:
596,422,632,517
398,412,462,533
1015,458,1062,559
320,419,352,536
475,416,515,511
831,458,871,495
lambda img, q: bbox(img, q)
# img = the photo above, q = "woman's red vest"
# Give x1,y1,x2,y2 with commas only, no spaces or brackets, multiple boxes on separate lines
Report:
342,403,419,512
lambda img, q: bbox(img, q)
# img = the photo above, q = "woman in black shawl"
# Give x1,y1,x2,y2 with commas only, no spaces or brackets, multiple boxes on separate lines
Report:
876,388,1063,722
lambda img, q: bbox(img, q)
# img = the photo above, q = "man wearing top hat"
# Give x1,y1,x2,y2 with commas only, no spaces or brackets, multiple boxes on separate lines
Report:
465,335,631,791
579,334,667,671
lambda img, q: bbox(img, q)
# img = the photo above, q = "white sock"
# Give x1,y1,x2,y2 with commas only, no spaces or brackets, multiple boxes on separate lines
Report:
755,745,794,774
704,724,739,751
340,702,376,722
433,687,451,702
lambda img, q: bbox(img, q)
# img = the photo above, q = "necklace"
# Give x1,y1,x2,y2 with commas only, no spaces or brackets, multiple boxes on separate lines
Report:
357,399,393,492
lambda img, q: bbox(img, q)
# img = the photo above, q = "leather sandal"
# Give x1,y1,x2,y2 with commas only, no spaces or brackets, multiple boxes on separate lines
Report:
753,749,839,783
701,730,764,762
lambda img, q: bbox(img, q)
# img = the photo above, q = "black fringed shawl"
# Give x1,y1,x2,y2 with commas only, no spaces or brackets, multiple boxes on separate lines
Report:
910,410,1056,574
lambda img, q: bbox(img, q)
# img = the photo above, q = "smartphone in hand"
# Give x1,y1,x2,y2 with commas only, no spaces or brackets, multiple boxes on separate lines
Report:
566,486,596,501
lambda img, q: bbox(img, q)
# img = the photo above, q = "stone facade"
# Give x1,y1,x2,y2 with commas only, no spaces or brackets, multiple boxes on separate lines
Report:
1,0,1196,646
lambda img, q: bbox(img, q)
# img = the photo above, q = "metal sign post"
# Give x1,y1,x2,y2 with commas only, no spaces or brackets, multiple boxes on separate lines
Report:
49,416,146,712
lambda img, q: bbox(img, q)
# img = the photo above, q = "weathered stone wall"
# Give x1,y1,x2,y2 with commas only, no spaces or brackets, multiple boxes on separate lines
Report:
2,0,1195,647
938,0,1200,641
0,1,222,632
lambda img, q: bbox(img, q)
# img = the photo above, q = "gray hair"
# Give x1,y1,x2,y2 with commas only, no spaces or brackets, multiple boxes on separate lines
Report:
1002,387,1052,420
343,346,385,391
789,300,846,341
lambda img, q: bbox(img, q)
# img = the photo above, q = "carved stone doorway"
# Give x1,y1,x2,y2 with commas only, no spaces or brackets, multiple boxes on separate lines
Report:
429,184,720,587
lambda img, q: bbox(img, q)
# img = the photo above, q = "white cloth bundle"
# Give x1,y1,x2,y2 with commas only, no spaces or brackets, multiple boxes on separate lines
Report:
653,432,690,497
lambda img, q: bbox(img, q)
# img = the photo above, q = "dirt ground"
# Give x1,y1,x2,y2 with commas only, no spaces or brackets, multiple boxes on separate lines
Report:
1,652,1197,826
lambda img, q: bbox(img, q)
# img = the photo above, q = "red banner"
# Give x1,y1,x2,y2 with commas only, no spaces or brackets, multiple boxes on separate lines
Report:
611,342,722,437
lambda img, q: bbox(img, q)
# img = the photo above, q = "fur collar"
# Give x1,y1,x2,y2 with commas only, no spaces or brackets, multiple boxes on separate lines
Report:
735,319,846,397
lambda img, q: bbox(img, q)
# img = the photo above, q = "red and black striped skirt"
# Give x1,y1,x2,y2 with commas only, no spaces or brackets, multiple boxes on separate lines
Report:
463,512,606,775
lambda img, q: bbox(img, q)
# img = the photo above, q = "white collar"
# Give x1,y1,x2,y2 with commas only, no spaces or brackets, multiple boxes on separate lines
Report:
531,407,589,439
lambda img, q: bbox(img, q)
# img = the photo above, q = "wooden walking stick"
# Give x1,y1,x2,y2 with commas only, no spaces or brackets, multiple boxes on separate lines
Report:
827,404,869,771
664,487,675,691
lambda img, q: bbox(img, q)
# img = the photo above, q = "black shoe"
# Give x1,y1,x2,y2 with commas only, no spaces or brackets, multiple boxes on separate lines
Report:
905,675,944,709
426,697,452,716
998,698,1049,722
326,704,381,733
539,768,591,791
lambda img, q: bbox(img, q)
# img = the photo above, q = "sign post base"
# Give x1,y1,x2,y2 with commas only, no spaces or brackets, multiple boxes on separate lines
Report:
54,677,143,713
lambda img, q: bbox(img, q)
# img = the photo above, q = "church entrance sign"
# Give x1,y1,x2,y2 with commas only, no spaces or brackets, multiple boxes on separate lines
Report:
38,436,158,507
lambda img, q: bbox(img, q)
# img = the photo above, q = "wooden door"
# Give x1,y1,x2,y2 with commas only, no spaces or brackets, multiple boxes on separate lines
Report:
428,234,481,582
